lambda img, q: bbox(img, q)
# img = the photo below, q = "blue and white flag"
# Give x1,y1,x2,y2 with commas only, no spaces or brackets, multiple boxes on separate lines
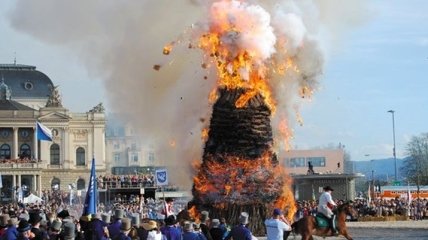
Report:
83,158,97,216
155,169,168,186
36,122,52,141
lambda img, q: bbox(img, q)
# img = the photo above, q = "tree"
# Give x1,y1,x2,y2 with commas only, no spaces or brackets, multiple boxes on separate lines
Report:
402,133,428,189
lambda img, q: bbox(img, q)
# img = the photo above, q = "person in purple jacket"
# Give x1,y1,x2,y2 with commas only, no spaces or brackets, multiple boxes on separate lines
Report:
224,212,252,240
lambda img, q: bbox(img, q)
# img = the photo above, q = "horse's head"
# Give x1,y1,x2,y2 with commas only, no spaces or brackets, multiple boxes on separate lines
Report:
338,201,358,219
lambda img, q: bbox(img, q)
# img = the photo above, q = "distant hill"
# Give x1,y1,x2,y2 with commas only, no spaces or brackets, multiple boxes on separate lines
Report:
351,158,406,181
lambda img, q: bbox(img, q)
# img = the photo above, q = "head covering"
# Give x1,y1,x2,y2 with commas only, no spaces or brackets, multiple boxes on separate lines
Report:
165,215,176,226
91,213,101,220
323,186,334,192
121,218,132,231
17,219,31,232
142,220,157,231
29,211,42,225
62,220,76,239
101,213,111,223
50,220,62,232
8,217,18,226
239,212,249,225
183,221,194,232
0,214,10,227
57,210,70,219
131,213,140,227
211,219,220,228
114,209,125,219
273,208,282,216
200,211,209,222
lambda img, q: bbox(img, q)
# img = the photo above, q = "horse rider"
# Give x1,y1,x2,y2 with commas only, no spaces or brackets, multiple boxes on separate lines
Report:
318,186,338,235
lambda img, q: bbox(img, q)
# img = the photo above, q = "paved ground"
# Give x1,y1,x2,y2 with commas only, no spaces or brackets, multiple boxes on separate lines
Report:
258,220,428,240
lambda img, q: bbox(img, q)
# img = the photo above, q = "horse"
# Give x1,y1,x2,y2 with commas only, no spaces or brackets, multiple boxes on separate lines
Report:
291,202,358,240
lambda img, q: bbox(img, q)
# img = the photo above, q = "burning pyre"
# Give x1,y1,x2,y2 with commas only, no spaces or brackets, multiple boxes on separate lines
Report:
158,0,323,235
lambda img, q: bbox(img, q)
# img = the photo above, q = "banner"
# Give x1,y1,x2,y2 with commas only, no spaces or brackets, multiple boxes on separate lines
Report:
155,169,168,186
82,158,97,216
36,122,53,141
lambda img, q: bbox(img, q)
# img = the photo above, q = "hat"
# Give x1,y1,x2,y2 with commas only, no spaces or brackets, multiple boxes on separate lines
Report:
200,211,209,222
239,212,249,225
101,213,111,223
0,214,10,227
17,219,31,232
142,220,157,231
211,219,220,228
57,210,70,219
29,211,42,225
165,215,177,226
183,221,193,232
273,208,282,216
121,218,132,231
8,217,18,226
91,213,101,220
323,186,334,192
114,209,125,219
131,214,140,227
62,220,76,239
50,220,62,232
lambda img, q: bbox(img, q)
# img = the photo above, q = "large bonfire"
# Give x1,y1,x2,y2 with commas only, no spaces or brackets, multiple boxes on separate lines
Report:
159,0,322,235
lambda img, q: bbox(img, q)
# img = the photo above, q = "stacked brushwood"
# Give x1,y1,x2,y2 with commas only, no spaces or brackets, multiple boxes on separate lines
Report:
192,88,282,235
203,88,275,160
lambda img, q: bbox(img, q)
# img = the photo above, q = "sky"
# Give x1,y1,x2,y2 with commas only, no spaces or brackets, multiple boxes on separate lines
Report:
0,0,427,163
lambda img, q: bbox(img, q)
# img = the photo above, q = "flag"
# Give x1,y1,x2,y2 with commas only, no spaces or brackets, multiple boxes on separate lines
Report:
82,158,97,216
155,169,168,186
36,122,52,141
311,185,316,201
367,182,371,203
0,173,2,188
407,186,412,206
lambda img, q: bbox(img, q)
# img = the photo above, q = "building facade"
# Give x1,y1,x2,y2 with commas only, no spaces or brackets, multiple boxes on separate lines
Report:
282,148,345,175
0,64,107,202
105,116,157,175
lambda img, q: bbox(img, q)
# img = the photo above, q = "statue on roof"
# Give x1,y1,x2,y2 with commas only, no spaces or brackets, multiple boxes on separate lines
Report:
90,103,105,113
46,85,63,107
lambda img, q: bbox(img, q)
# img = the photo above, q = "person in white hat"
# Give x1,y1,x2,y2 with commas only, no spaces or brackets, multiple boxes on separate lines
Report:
319,186,337,235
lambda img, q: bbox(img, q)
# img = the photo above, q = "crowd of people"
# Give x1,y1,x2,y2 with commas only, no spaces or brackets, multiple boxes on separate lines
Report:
0,184,427,240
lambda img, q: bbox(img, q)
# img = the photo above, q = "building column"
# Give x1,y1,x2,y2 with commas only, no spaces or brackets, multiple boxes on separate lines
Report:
17,174,21,187
12,127,18,159
33,127,38,160
12,174,16,188
32,175,36,194
38,175,42,196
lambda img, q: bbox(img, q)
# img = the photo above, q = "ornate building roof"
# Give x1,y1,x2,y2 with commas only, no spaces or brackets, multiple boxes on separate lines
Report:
0,64,54,99
0,77,34,110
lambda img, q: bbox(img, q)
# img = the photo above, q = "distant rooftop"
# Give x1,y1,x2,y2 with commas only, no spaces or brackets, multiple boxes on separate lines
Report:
0,64,36,71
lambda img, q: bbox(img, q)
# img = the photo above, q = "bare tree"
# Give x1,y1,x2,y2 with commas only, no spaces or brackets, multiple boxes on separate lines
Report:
402,133,428,195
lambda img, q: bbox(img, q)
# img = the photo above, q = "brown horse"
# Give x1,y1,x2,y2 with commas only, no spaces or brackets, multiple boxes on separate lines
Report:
292,203,358,240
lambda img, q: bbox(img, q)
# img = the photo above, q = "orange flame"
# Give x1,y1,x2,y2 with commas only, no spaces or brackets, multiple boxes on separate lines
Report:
278,118,293,151
201,128,209,142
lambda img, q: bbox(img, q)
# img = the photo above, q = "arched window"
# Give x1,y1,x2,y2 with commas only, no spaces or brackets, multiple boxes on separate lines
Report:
0,144,11,159
50,144,60,165
76,147,85,166
19,144,31,159
51,177,61,191
77,178,85,190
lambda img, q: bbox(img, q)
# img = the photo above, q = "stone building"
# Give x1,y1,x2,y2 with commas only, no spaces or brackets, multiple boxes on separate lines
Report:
0,64,106,202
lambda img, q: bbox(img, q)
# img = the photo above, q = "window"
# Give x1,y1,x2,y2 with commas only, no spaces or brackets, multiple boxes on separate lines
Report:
76,147,86,166
131,143,137,150
19,144,31,159
114,143,120,150
114,153,120,162
50,144,60,165
148,152,155,163
0,144,10,159
76,178,85,190
288,157,306,167
51,177,61,191
132,153,139,162
307,157,326,167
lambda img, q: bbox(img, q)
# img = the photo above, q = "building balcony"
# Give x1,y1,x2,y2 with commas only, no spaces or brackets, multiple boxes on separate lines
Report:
0,158,45,169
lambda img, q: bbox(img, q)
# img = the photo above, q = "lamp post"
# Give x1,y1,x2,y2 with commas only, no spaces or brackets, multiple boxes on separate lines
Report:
387,110,397,181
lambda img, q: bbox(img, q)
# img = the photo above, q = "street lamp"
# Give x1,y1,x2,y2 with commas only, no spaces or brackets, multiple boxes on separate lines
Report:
387,110,397,181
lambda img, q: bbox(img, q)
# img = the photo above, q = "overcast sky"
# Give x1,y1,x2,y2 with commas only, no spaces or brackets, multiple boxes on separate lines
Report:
0,0,427,162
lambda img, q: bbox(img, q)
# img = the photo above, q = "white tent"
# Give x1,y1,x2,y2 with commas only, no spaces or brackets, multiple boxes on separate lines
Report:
23,194,44,204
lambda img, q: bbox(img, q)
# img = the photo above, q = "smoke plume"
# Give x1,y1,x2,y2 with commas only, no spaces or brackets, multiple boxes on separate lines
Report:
7,0,369,188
